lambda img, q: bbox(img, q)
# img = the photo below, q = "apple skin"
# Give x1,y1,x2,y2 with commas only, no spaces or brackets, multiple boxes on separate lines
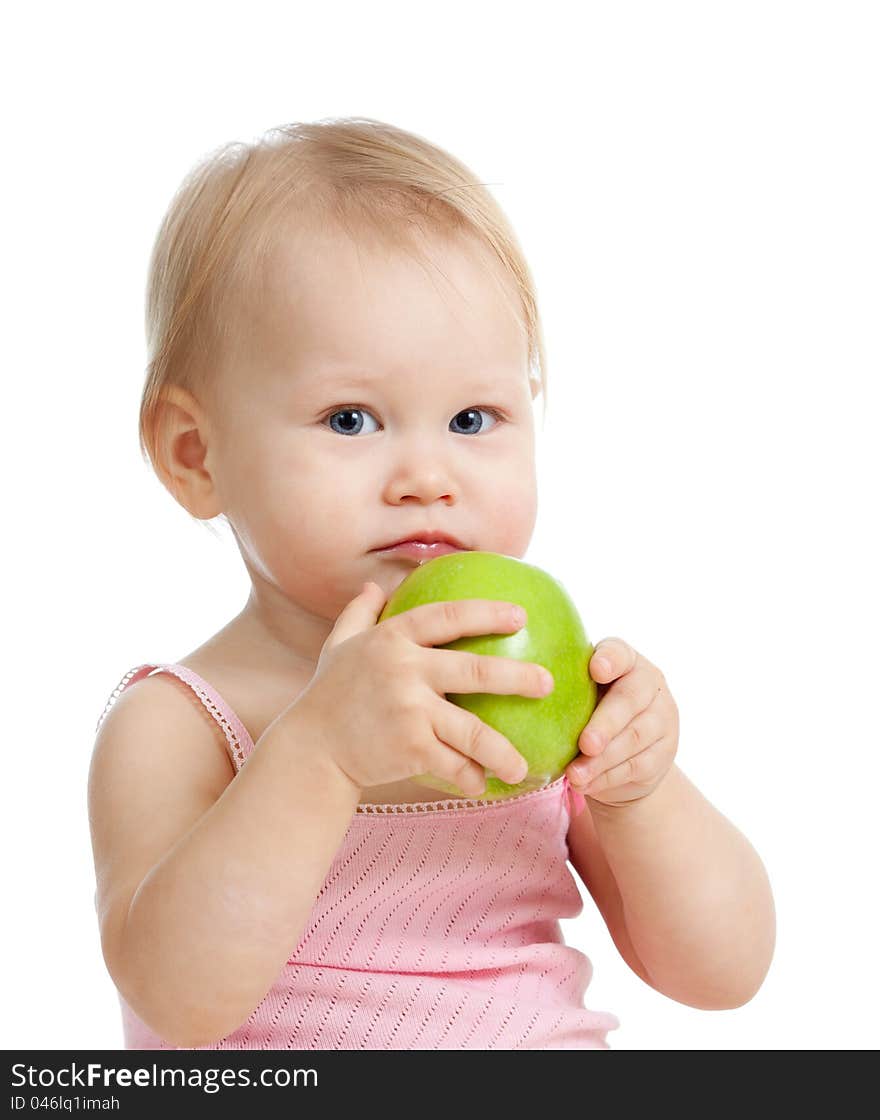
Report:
377,551,597,800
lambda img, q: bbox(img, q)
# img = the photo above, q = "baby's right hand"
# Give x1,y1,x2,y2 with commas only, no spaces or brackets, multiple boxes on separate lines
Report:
291,581,553,799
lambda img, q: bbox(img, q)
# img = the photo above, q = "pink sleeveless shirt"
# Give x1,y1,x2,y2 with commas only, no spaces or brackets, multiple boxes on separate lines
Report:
96,663,621,1050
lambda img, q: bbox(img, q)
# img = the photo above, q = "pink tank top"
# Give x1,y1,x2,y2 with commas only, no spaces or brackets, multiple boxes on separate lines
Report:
97,663,621,1050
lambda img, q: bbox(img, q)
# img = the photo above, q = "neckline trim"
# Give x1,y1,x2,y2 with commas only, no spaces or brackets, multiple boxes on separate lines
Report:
145,663,570,815
354,776,566,814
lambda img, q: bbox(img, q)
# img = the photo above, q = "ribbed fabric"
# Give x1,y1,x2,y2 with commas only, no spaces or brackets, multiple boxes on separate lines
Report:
97,663,620,1050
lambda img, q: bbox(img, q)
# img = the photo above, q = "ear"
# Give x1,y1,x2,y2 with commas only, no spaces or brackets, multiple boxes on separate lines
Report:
153,385,224,520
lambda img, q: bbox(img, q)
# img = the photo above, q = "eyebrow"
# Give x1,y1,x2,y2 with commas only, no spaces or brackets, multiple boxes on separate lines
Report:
303,369,381,388
298,368,520,396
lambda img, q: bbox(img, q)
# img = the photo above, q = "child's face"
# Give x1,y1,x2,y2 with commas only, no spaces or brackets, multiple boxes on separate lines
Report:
206,224,539,643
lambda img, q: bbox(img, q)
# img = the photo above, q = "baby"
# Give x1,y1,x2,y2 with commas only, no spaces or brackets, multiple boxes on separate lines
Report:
88,117,776,1050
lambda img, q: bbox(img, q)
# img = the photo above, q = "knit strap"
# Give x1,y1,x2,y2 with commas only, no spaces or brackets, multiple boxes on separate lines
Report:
96,662,255,772
95,664,160,733
96,665,585,815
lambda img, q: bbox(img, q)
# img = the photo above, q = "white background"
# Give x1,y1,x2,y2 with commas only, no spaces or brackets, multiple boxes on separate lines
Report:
4,1,878,1050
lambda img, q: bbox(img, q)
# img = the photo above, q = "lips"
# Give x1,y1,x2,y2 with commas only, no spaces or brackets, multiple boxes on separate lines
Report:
372,532,467,563
373,532,467,551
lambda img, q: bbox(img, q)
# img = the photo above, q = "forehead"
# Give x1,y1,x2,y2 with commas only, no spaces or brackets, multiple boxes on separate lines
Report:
247,223,529,384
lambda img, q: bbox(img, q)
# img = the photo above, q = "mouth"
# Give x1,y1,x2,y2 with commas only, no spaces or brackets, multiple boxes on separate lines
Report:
371,533,468,563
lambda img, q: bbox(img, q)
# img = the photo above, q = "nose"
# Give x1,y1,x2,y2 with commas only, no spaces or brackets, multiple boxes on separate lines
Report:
385,469,455,505
383,436,457,505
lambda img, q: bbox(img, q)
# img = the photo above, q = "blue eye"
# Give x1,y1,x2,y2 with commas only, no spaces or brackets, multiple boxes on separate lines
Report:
324,407,380,436
449,408,501,435
322,406,503,437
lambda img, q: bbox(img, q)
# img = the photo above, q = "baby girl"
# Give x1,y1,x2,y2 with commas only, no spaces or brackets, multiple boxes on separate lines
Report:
89,117,775,1049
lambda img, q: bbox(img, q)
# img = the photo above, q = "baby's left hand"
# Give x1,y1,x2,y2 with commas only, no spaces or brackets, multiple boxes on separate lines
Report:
565,638,680,807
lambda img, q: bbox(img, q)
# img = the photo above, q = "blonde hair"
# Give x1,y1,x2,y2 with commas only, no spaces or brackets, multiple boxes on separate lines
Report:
140,116,548,522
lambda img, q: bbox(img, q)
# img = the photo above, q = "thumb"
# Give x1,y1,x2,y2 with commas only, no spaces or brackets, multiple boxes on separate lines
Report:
324,580,388,650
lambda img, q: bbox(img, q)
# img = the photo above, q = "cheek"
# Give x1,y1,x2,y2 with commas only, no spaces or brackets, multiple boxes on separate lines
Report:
484,460,538,556
236,476,368,618
254,457,361,547
242,446,370,557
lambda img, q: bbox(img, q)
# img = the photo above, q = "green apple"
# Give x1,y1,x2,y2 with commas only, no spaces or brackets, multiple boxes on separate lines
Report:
378,551,597,800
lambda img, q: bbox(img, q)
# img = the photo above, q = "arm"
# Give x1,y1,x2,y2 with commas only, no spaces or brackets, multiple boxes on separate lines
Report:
92,689,360,1048
564,636,775,1010
568,763,776,1009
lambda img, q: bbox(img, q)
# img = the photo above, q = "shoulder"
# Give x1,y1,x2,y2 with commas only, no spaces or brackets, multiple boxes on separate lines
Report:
88,672,237,973
91,670,238,790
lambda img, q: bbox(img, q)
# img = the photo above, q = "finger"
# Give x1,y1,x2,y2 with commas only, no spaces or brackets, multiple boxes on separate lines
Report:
325,581,389,648
432,698,530,787
414,758,487,800
578,668,658,754
578,736,674,799
428,647,554,698
413,741,489,799
589,637,638,683
569,704,666,787
389,598,528,649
